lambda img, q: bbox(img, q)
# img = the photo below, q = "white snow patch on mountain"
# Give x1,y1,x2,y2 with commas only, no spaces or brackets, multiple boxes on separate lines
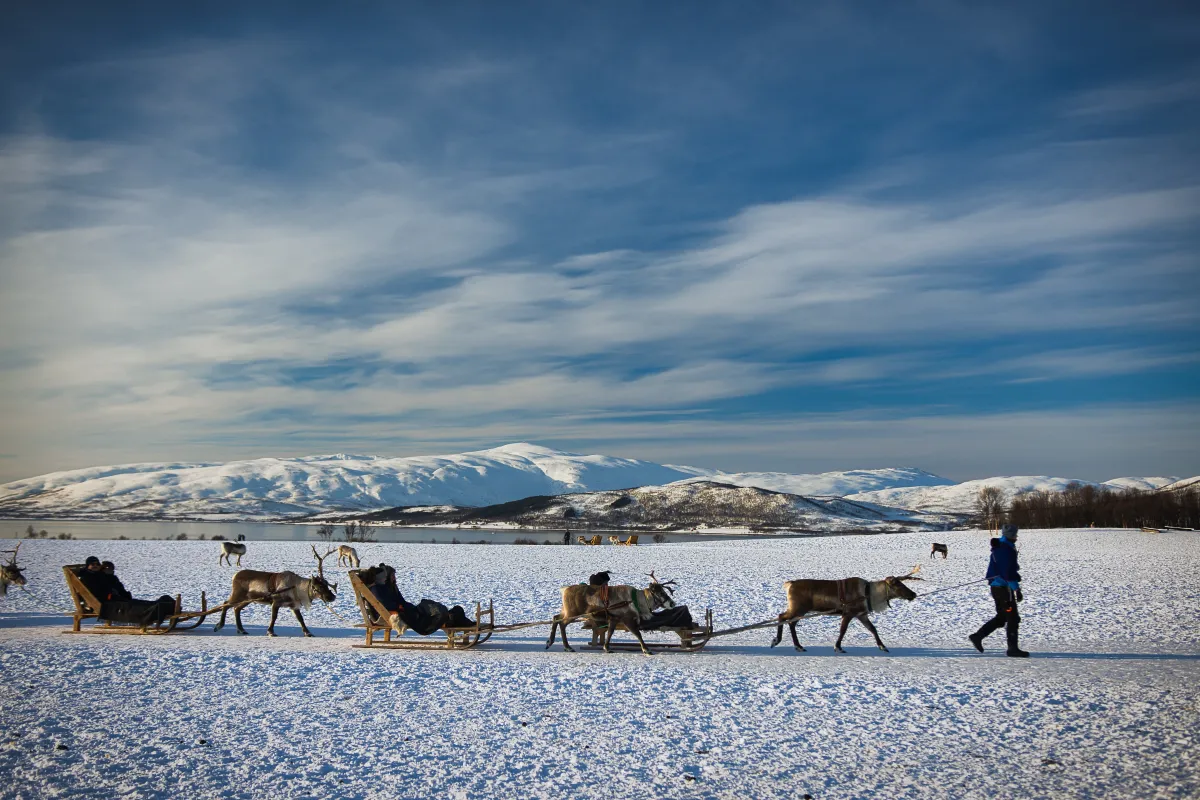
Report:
672,466,952,496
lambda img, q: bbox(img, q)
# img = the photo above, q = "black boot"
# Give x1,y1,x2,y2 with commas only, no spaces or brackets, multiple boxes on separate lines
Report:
1006,626,1029,658
968,632,985,653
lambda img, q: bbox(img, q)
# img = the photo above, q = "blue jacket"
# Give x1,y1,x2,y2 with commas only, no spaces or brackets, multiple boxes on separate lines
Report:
986,536,1021,590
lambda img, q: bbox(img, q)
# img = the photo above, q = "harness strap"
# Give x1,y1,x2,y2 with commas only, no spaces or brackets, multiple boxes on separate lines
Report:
631,589,641,615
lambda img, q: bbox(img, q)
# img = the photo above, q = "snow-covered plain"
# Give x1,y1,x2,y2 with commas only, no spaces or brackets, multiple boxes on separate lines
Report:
1,528,1197,799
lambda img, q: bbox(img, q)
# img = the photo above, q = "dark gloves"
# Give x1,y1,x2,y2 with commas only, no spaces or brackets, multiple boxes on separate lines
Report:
1015,588,1024,602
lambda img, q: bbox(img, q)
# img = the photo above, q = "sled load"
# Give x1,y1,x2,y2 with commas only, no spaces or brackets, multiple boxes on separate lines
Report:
348,567,493,650
62,564,212,635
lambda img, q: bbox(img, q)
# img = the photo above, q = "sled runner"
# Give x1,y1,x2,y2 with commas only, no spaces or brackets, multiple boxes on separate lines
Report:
347,569,494,650
62,565,211,635
582,607,714,652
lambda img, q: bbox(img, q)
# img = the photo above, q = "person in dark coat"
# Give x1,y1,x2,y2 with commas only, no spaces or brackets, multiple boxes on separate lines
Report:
365,564,470,635
102,561,133,601
78,556,118,602
969,524,1030,658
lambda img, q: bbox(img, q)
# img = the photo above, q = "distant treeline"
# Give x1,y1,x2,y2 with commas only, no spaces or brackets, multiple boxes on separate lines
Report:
1006,483,1199,529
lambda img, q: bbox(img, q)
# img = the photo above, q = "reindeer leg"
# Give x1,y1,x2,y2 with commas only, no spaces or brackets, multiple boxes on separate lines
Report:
267,602,281,636
236,554,242,567
560,620,574,653
293,607,314,637
214,607,227,632
629,621,652,657
603,617,616,654
789,620,805,652
857,613,888,652
834,614,853,653
234,604,249,635
545,618,559,649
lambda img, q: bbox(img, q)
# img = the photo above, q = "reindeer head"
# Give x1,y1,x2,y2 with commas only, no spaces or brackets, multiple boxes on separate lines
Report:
0,543,26,592
884,565,922,602
646,571,678,610
310,545,339,602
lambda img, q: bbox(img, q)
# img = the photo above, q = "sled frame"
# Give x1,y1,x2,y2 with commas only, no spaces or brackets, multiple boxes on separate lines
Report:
348,570,494,650
61,565,210,635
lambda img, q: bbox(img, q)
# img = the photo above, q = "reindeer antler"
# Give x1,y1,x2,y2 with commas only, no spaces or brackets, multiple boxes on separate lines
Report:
897,564,924,581
3,542,18,565
311,545,331,579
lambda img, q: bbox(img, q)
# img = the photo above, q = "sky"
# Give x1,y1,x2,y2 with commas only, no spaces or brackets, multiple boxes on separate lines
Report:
1,1,1198,484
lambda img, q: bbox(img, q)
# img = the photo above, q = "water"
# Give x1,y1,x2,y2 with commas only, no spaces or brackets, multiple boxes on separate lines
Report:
0,519,759,544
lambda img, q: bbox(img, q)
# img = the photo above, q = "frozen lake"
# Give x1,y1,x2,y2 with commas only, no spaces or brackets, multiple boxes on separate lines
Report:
0,518,758,544
0,527,1196,799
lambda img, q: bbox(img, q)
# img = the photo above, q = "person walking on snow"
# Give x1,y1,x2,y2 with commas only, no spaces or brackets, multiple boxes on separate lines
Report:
969,523,1030,658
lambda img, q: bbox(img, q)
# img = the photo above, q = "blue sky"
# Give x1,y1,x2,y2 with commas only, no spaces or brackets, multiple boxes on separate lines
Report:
1,1,1197,482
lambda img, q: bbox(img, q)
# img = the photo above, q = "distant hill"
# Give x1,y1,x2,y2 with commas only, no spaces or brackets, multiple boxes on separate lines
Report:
0,443,1185,528
354,481,961,533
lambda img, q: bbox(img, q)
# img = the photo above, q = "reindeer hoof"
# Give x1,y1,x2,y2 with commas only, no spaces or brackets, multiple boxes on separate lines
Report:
266,631,276,637
879,646,889,653
563,646,574,653
794,646,806,652
770,639,779,648
834,646,845,653
304,632,315,638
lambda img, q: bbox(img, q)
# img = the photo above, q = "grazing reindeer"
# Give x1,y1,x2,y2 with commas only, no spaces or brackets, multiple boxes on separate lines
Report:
545,571,678,656
931,543,948,559
0,543,26,597
336,544,360,568
214,546,338,637
219,541,247,567
771,567,922,653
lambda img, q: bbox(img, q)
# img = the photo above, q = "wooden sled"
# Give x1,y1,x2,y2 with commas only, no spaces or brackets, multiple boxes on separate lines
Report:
348,570,494,650
606,535,640,546
582,608,714,652
62,565,210,635
577,535,602,546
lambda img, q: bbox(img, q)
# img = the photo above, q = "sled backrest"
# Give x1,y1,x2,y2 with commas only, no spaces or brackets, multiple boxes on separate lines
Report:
62,565,102,619
348,570,393,628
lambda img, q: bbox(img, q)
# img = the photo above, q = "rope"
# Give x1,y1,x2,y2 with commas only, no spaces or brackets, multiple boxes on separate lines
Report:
916,578,987,598
17,585,74,615
317,597,359,627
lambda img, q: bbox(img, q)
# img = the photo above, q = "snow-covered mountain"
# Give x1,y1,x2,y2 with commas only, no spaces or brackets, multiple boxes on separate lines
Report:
847,475,1194,515
357,480,959,533
0,442,1185,523
0,444,699,520
671,467,952,496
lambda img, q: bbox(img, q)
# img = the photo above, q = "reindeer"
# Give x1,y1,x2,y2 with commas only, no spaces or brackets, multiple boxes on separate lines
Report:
219,541,247,567
771,567,922,653
931,543,948,559
213,546,338,637
0,543,26,597
336,544,360,568
545,571,678,656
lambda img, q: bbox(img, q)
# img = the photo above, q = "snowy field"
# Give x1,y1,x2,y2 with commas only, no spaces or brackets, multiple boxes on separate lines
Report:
1,528,1197,799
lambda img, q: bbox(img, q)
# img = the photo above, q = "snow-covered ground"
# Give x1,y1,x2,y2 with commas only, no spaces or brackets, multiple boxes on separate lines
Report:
1,528,1197,799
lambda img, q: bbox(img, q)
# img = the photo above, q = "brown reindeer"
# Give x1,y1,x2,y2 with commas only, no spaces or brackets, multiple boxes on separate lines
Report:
0,543,26,596
771,568,922,653
219,541,247,566
930,543,948,559
336,544,360,568
545,571,678,655
214,546,338,637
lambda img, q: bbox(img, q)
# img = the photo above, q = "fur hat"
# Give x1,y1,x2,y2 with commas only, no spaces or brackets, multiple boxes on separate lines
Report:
84,555,101,566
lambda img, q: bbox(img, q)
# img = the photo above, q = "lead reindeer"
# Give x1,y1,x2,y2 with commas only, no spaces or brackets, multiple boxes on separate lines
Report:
336,545,360,568
0,543,26,596
214,546,338,637
771,567,922,653
219,541,247,566
545,571,678,656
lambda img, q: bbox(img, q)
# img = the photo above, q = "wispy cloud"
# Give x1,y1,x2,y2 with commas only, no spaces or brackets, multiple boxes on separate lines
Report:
0,6,1197,482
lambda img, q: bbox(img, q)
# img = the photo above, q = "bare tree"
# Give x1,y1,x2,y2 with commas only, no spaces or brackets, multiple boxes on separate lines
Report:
975,486,1007,532
342,521,376,543
314,524,336,543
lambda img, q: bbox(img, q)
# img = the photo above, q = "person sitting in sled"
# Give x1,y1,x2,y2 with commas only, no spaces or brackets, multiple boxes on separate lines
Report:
363,563,471,635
